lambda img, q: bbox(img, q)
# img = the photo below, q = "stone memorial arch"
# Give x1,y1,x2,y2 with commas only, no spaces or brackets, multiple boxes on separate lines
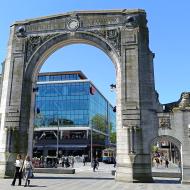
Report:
1,9,189,183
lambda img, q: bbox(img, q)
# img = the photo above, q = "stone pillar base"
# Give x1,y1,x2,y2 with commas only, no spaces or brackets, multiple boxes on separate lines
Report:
115,157,153,183
115,171,133,182
132,163,154,183
181,167,190,184
115,164,153,183
181,180,190,184
0,152,16,178
132,175,154,183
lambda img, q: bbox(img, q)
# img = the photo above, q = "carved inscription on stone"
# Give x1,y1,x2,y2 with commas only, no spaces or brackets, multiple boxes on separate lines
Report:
25,16,121,33
82,16,120,27
26,19,66,32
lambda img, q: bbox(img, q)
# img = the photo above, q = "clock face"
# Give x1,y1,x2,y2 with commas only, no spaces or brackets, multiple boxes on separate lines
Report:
67,19,79,31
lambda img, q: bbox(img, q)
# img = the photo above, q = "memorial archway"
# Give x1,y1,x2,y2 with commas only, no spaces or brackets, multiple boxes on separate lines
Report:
0,10,157,182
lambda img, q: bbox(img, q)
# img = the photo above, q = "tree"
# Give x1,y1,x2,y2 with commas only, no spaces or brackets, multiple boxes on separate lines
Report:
110,132,116,143
91,114,106,133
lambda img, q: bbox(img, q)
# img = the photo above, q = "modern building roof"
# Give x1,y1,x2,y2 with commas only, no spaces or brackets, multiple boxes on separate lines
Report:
38,70,87,80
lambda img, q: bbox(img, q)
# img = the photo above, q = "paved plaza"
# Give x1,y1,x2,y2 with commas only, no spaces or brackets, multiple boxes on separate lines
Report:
0,162,189,190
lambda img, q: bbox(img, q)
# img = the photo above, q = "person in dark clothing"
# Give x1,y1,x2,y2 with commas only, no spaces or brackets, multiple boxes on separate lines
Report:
83,156,86,166
92,158,98,172
155,157,160,168
11,154,23,186
95,157,99,170
113,157,116,168
165,159,169,168
62,156,65,167
65,157,70,168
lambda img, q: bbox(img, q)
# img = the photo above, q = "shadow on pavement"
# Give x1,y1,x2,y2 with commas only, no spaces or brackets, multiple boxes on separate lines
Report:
34,176,114,180
20,185,47,188
153,178,181,184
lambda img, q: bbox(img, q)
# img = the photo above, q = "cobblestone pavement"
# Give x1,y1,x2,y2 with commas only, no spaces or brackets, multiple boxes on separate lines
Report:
0,162,188,190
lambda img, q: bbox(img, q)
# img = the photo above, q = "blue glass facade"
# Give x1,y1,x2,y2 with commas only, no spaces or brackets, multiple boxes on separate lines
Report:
33,71,116,158
35,82,90,127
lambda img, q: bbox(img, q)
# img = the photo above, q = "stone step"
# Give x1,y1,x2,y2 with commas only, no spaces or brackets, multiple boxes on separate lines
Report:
34,168,75,174
111,170,181,178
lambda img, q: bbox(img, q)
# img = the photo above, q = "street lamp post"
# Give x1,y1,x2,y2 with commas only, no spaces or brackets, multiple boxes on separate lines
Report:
90,124,93,166
56,118,60,159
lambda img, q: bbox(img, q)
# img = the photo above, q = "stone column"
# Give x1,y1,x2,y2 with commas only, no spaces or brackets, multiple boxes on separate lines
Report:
27,82,37,158
115,12,156,182
0,24,27,177
181,111,190,184
0,26,16,177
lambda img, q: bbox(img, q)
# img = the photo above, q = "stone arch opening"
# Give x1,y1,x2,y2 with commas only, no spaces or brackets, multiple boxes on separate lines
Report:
24,32,121,159
26,32,121,81
150,135,182,181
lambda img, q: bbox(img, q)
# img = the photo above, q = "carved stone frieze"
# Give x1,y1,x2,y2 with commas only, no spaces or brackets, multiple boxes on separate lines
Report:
90,28,121,55
159,117,171,129
26,33,59,61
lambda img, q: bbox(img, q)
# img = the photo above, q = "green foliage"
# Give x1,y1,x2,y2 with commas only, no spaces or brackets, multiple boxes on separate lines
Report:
110,132,116,143
91,114,106,132
151,145,158,153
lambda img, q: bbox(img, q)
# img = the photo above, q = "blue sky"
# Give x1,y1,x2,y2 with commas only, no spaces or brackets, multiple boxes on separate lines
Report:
0,0,190,105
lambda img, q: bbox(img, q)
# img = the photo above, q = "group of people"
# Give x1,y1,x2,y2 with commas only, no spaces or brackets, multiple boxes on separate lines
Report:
11,154,34,187
60,156,75,168
154,155,169,168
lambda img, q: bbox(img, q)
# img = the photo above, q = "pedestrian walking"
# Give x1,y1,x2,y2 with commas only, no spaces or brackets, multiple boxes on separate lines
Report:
165,159,169,168
160,156,164,165
82,156,86,166
155,157,160,168
95,157,99,170
92,158,98,172
70,156,75,168
177,160,181,172
11,154,24,186
113,157,116,168
61,156,65,167
22,155,34,187
65,156,70,168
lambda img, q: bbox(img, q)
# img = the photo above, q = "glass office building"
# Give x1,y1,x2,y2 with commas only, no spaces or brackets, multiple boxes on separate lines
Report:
33,71,116,159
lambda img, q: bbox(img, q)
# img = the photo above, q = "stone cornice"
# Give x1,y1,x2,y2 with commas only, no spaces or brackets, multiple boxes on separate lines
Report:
12,9,145,25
